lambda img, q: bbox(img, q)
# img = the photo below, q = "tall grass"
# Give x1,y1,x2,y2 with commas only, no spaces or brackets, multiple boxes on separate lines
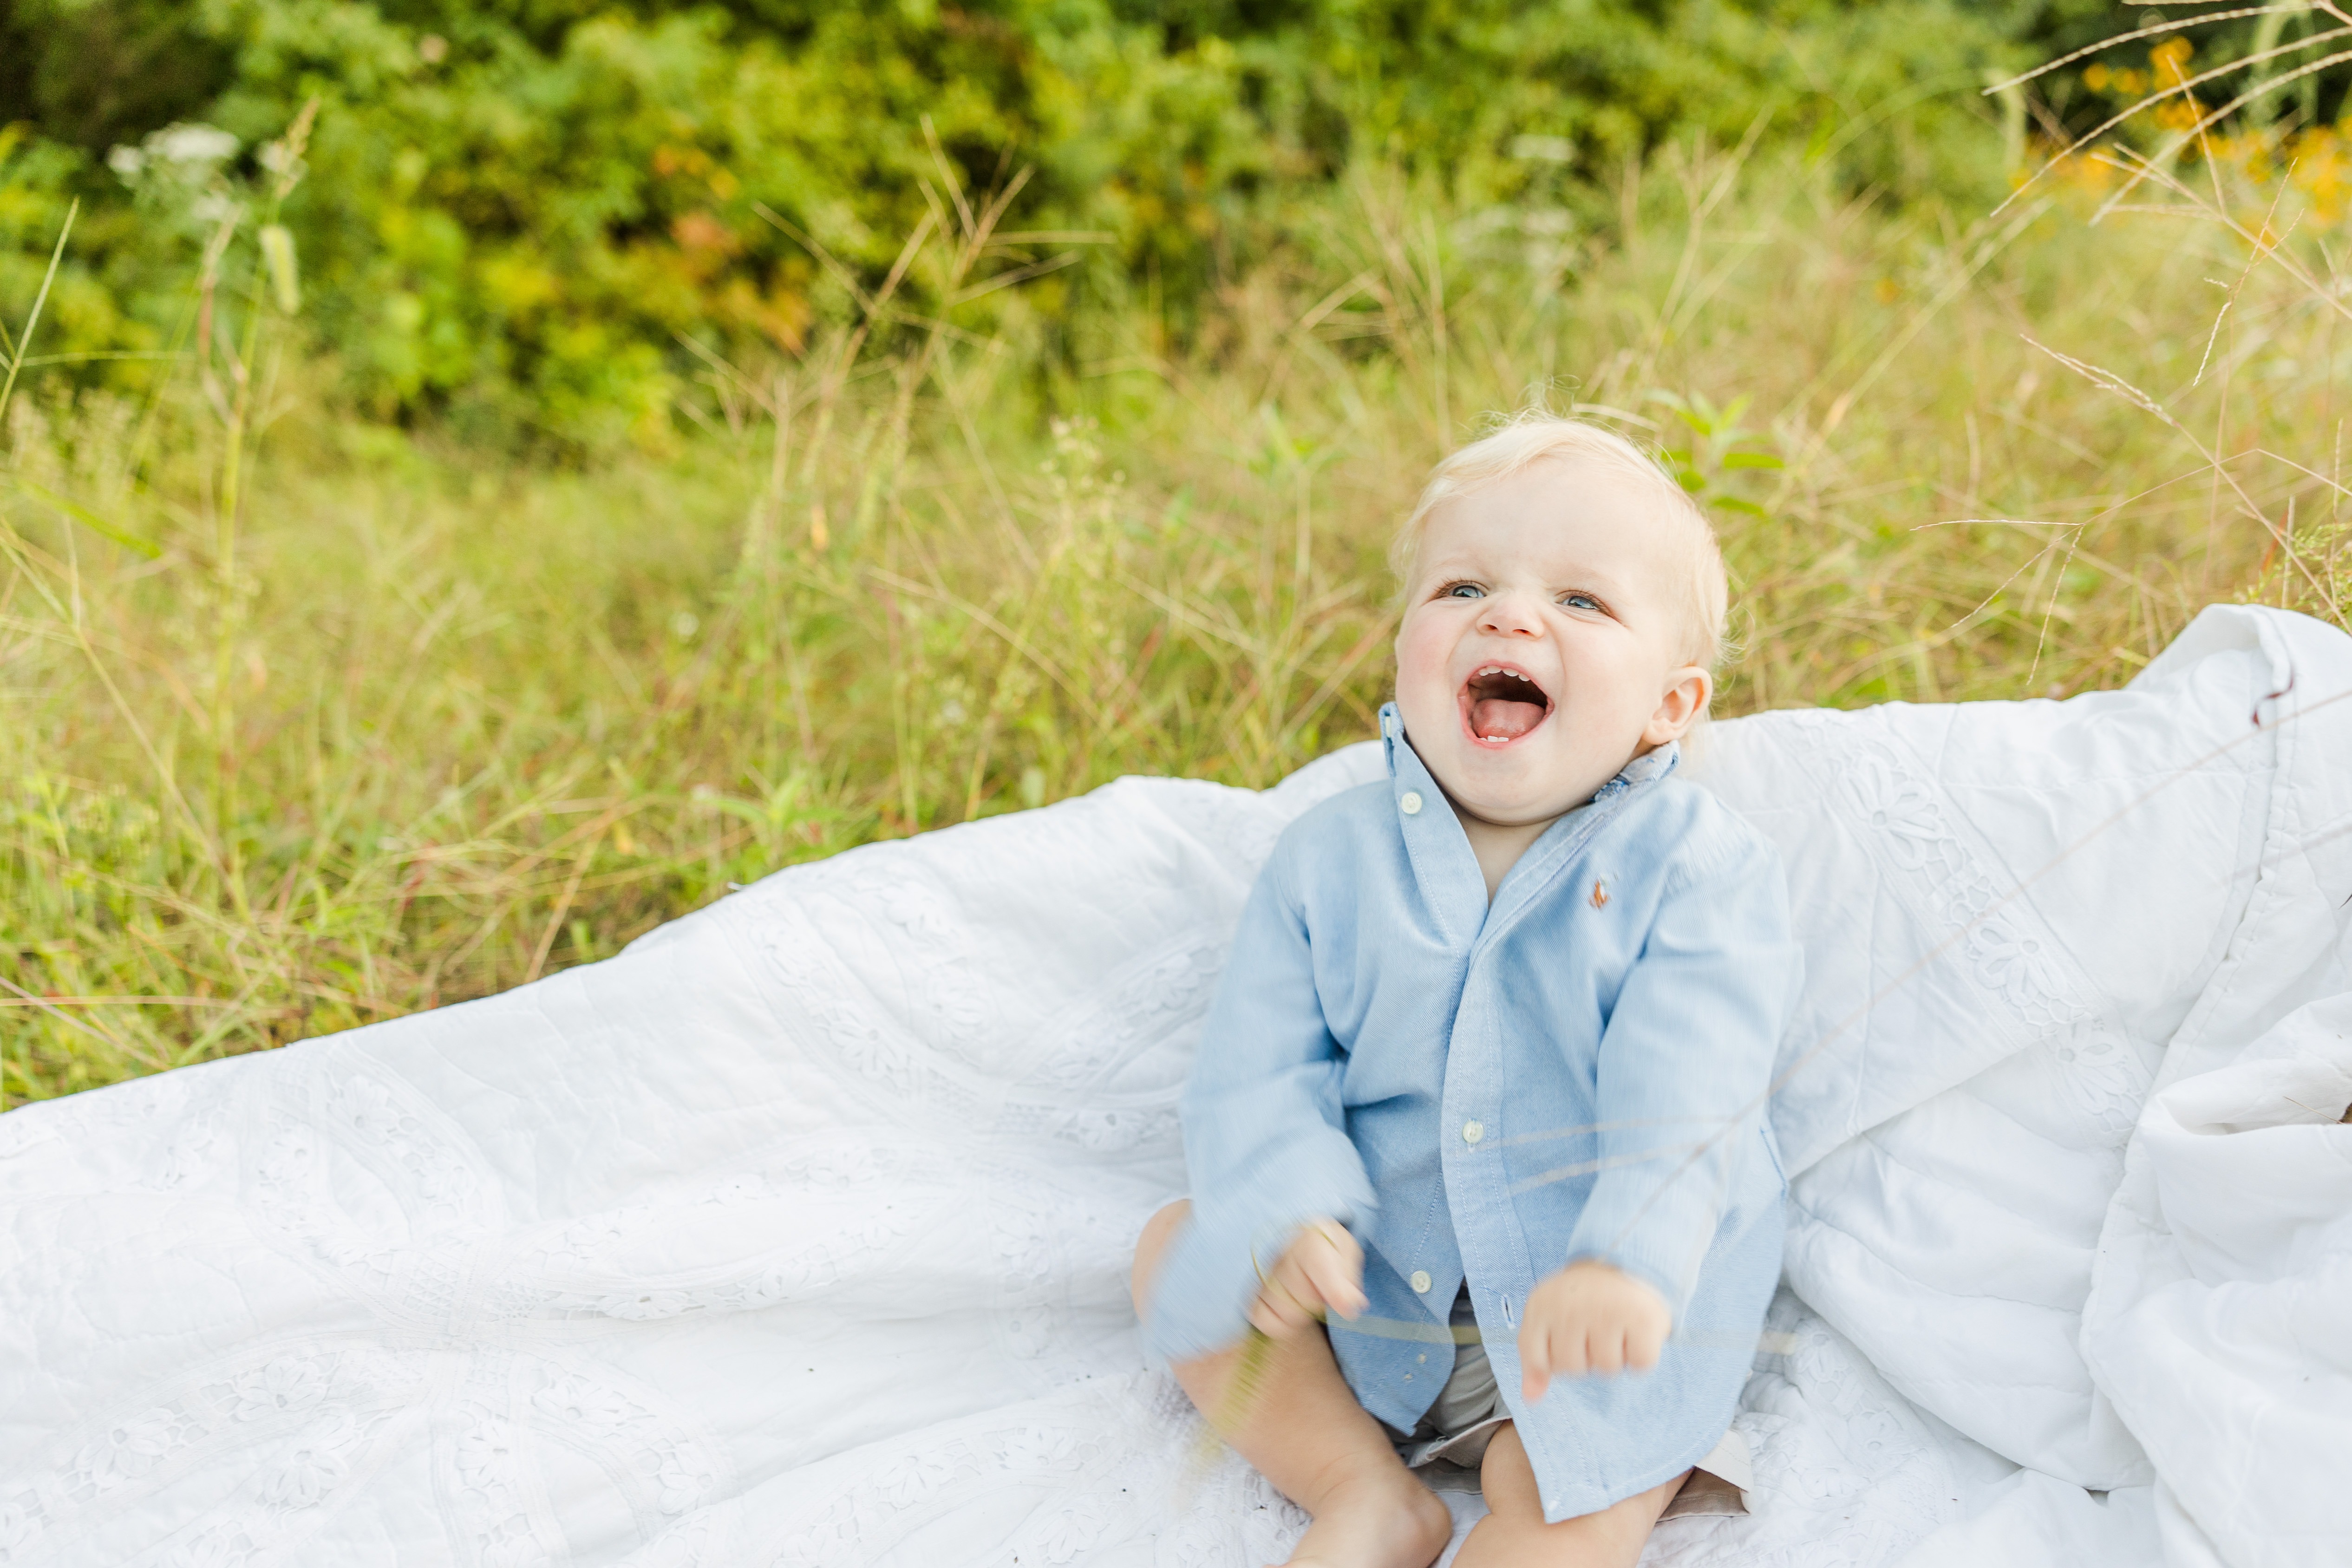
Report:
3,118,2347,1104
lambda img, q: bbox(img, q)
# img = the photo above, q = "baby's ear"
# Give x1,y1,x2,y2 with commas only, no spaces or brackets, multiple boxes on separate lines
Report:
1645,665,1712,746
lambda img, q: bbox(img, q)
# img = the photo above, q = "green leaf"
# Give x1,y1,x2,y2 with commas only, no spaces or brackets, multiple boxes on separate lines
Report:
1720,451,1785,470
1712,497,1767,516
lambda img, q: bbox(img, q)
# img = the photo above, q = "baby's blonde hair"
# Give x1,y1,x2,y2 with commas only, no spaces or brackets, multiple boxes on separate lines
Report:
1393,412,1729,670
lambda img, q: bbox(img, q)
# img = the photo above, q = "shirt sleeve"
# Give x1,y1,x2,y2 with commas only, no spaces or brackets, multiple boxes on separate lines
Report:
1563,826,1799,1318
1141,842,1376,1363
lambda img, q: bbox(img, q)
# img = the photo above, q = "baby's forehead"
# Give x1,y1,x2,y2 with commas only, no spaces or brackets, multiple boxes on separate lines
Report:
1423,461,1696,579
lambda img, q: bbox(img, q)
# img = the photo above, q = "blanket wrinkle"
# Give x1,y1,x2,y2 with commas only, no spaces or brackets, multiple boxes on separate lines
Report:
0,605,2347,1568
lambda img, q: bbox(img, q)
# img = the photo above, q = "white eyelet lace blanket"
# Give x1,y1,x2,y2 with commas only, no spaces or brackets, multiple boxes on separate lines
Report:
3,604,2347,1568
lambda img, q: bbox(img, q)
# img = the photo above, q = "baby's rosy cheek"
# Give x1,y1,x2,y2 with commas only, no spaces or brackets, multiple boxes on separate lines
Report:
1395,620,1450,680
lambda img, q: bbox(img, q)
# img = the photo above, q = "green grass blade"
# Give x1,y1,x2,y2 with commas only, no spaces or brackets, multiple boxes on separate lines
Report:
0,198,77,431
6,476,163,559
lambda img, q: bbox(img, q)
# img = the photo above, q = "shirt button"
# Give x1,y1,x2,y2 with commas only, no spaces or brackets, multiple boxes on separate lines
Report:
1400,791,1424,815
1462,1120,1485,1145
1410,1269,1432,1294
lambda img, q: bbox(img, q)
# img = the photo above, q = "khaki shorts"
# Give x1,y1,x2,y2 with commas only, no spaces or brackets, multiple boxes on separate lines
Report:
1381,1287,1752,1517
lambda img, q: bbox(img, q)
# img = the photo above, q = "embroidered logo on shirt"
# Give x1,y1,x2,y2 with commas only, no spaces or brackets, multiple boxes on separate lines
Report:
1589,876,1612,909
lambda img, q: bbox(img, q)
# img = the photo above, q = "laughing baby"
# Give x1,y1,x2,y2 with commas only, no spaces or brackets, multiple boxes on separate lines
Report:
1133,413,1800,1568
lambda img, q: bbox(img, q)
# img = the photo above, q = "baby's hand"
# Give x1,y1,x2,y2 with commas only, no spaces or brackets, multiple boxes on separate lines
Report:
1517,1259,1672,1403
1248,1218,1368,1339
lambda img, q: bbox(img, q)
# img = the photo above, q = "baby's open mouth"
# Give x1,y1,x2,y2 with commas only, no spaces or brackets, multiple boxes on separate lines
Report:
1461,665,1552,743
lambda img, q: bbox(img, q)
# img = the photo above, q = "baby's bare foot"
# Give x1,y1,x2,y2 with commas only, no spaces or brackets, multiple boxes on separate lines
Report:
1279,1469,1452,1568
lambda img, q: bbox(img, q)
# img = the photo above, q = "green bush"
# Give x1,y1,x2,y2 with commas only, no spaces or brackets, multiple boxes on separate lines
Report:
0,0,2323,445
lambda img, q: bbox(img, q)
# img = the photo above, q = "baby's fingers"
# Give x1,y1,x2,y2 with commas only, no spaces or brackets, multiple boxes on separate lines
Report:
1296,1222,1365,1320
1247,1276,1320,1339
1520,1323,1553,1404
1587,1327,1627,1377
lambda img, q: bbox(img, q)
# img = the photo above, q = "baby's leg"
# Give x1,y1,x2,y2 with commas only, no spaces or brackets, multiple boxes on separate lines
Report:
1453,1423,1685,1568
1133,1202,1452,1568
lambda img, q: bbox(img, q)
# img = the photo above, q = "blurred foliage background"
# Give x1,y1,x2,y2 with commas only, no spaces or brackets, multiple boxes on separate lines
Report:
2,3,2350,1098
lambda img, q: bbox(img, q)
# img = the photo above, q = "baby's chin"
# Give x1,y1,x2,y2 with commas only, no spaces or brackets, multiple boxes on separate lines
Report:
1421,739,1626,827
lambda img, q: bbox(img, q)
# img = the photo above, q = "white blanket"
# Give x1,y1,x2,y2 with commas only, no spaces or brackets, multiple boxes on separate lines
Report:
3,604,2347,1568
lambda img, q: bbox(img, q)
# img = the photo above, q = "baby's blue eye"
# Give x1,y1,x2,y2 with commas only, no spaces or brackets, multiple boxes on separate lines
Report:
1560,592,1601,611
1444,583,1485,600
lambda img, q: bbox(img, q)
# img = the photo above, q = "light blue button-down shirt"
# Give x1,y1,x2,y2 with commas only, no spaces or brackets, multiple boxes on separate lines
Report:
1146,705,1800,1520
